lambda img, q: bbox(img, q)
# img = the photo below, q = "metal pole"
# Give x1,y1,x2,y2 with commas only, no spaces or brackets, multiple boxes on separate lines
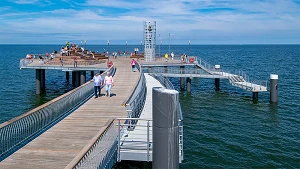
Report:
126,41,127,55
147,120,150,162
108,40,110,62
159,34,160,58
118,119,121,162
168,33,170,55
189,40,191,53
141,40,143,53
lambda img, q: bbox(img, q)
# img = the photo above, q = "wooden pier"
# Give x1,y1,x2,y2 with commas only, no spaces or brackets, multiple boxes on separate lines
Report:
0,57,140,169
0,54,272,168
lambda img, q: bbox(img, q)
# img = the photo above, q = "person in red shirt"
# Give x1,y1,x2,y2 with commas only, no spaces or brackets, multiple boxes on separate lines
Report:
131,59,136,72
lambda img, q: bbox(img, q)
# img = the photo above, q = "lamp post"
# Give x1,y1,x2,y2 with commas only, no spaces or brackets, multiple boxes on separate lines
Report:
168,33,170,55
158,34,161,58
126,41,128,56
108,40,110,62
189,40,190,56
140,40,143,53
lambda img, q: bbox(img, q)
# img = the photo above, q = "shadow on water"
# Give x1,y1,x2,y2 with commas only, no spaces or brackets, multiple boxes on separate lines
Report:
113,161,152,169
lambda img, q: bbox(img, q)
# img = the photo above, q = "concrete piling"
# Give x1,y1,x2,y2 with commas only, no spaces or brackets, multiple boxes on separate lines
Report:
186,77,191,93
36,69,41,94
41,69,45,91
180,66,184,90
215,65,220,90
270,74,278,103
152,87,179,169
80,71,86,85
66,71,69,81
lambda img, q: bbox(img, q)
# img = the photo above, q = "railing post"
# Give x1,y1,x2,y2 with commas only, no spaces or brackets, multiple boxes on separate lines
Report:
118,119,121,162
147,120,150,162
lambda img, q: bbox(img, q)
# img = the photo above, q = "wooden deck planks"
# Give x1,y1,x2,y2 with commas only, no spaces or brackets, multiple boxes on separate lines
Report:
0,58,139,169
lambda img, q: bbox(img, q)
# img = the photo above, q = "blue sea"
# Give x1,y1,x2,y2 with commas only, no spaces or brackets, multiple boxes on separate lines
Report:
0,44,299,168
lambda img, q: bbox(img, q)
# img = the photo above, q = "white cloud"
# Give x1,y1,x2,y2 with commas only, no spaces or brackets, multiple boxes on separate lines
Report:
13,0,39,4
1,0,300,44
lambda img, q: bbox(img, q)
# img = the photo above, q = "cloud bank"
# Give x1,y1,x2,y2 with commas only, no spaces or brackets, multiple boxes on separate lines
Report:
0,0,300,44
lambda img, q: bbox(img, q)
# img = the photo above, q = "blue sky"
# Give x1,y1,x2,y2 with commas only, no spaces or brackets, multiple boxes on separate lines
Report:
0,0,300,44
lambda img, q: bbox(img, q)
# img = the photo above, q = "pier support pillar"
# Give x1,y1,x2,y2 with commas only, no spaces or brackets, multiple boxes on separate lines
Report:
164,66,168,73
148,66,152,73
152,87,179,169
186,77,191,93
36,69,41,94
80,71,86,85
270,74,278,103
72,72,76,85
215,65,220,91
75,72,80,87
41,69,45,91
66,71,69,81
215,78,220,91
164,66,168,85
252,92,258,101
91,71,94,79
180,66,185,90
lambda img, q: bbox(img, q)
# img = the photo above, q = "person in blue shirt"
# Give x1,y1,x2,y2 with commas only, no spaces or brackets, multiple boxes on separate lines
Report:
91,73,103,98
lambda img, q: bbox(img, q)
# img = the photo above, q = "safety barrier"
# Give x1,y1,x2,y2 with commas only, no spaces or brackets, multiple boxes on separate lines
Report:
66,119,118,169
0,66,115,161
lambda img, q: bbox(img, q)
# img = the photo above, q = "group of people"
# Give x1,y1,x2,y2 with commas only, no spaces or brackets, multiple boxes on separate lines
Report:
92,59,137,98
164,52,175,62
92,72,114,98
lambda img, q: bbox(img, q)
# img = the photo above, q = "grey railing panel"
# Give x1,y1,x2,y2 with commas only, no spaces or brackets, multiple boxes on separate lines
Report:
67,120,118,169
0,67,115,161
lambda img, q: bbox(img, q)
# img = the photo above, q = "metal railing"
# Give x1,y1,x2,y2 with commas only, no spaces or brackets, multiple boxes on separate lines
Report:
66,119,118,169
19,58,33,67
229,76,268,92
116,117,184,163
65,61,147,168
20,58,106,68
116,118,152,162
122,62,147,127
0,66,115,161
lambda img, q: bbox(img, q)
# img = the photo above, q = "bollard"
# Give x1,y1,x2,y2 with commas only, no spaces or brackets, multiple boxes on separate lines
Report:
270,74,278,103
152,87,179,169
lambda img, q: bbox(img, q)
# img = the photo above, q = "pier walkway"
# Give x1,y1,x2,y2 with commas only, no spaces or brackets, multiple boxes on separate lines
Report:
0,58,139,169
140,57,267,92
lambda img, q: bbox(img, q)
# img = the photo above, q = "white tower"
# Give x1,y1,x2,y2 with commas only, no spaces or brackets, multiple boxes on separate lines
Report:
143,21,156,61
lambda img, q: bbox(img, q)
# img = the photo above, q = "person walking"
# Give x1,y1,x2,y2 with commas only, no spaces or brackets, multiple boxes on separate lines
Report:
74,57,78,67
91,72,103,98
59,57,63,67
131,59,136,72
164,53,169,62
171,52,174,60
104,72,114,97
